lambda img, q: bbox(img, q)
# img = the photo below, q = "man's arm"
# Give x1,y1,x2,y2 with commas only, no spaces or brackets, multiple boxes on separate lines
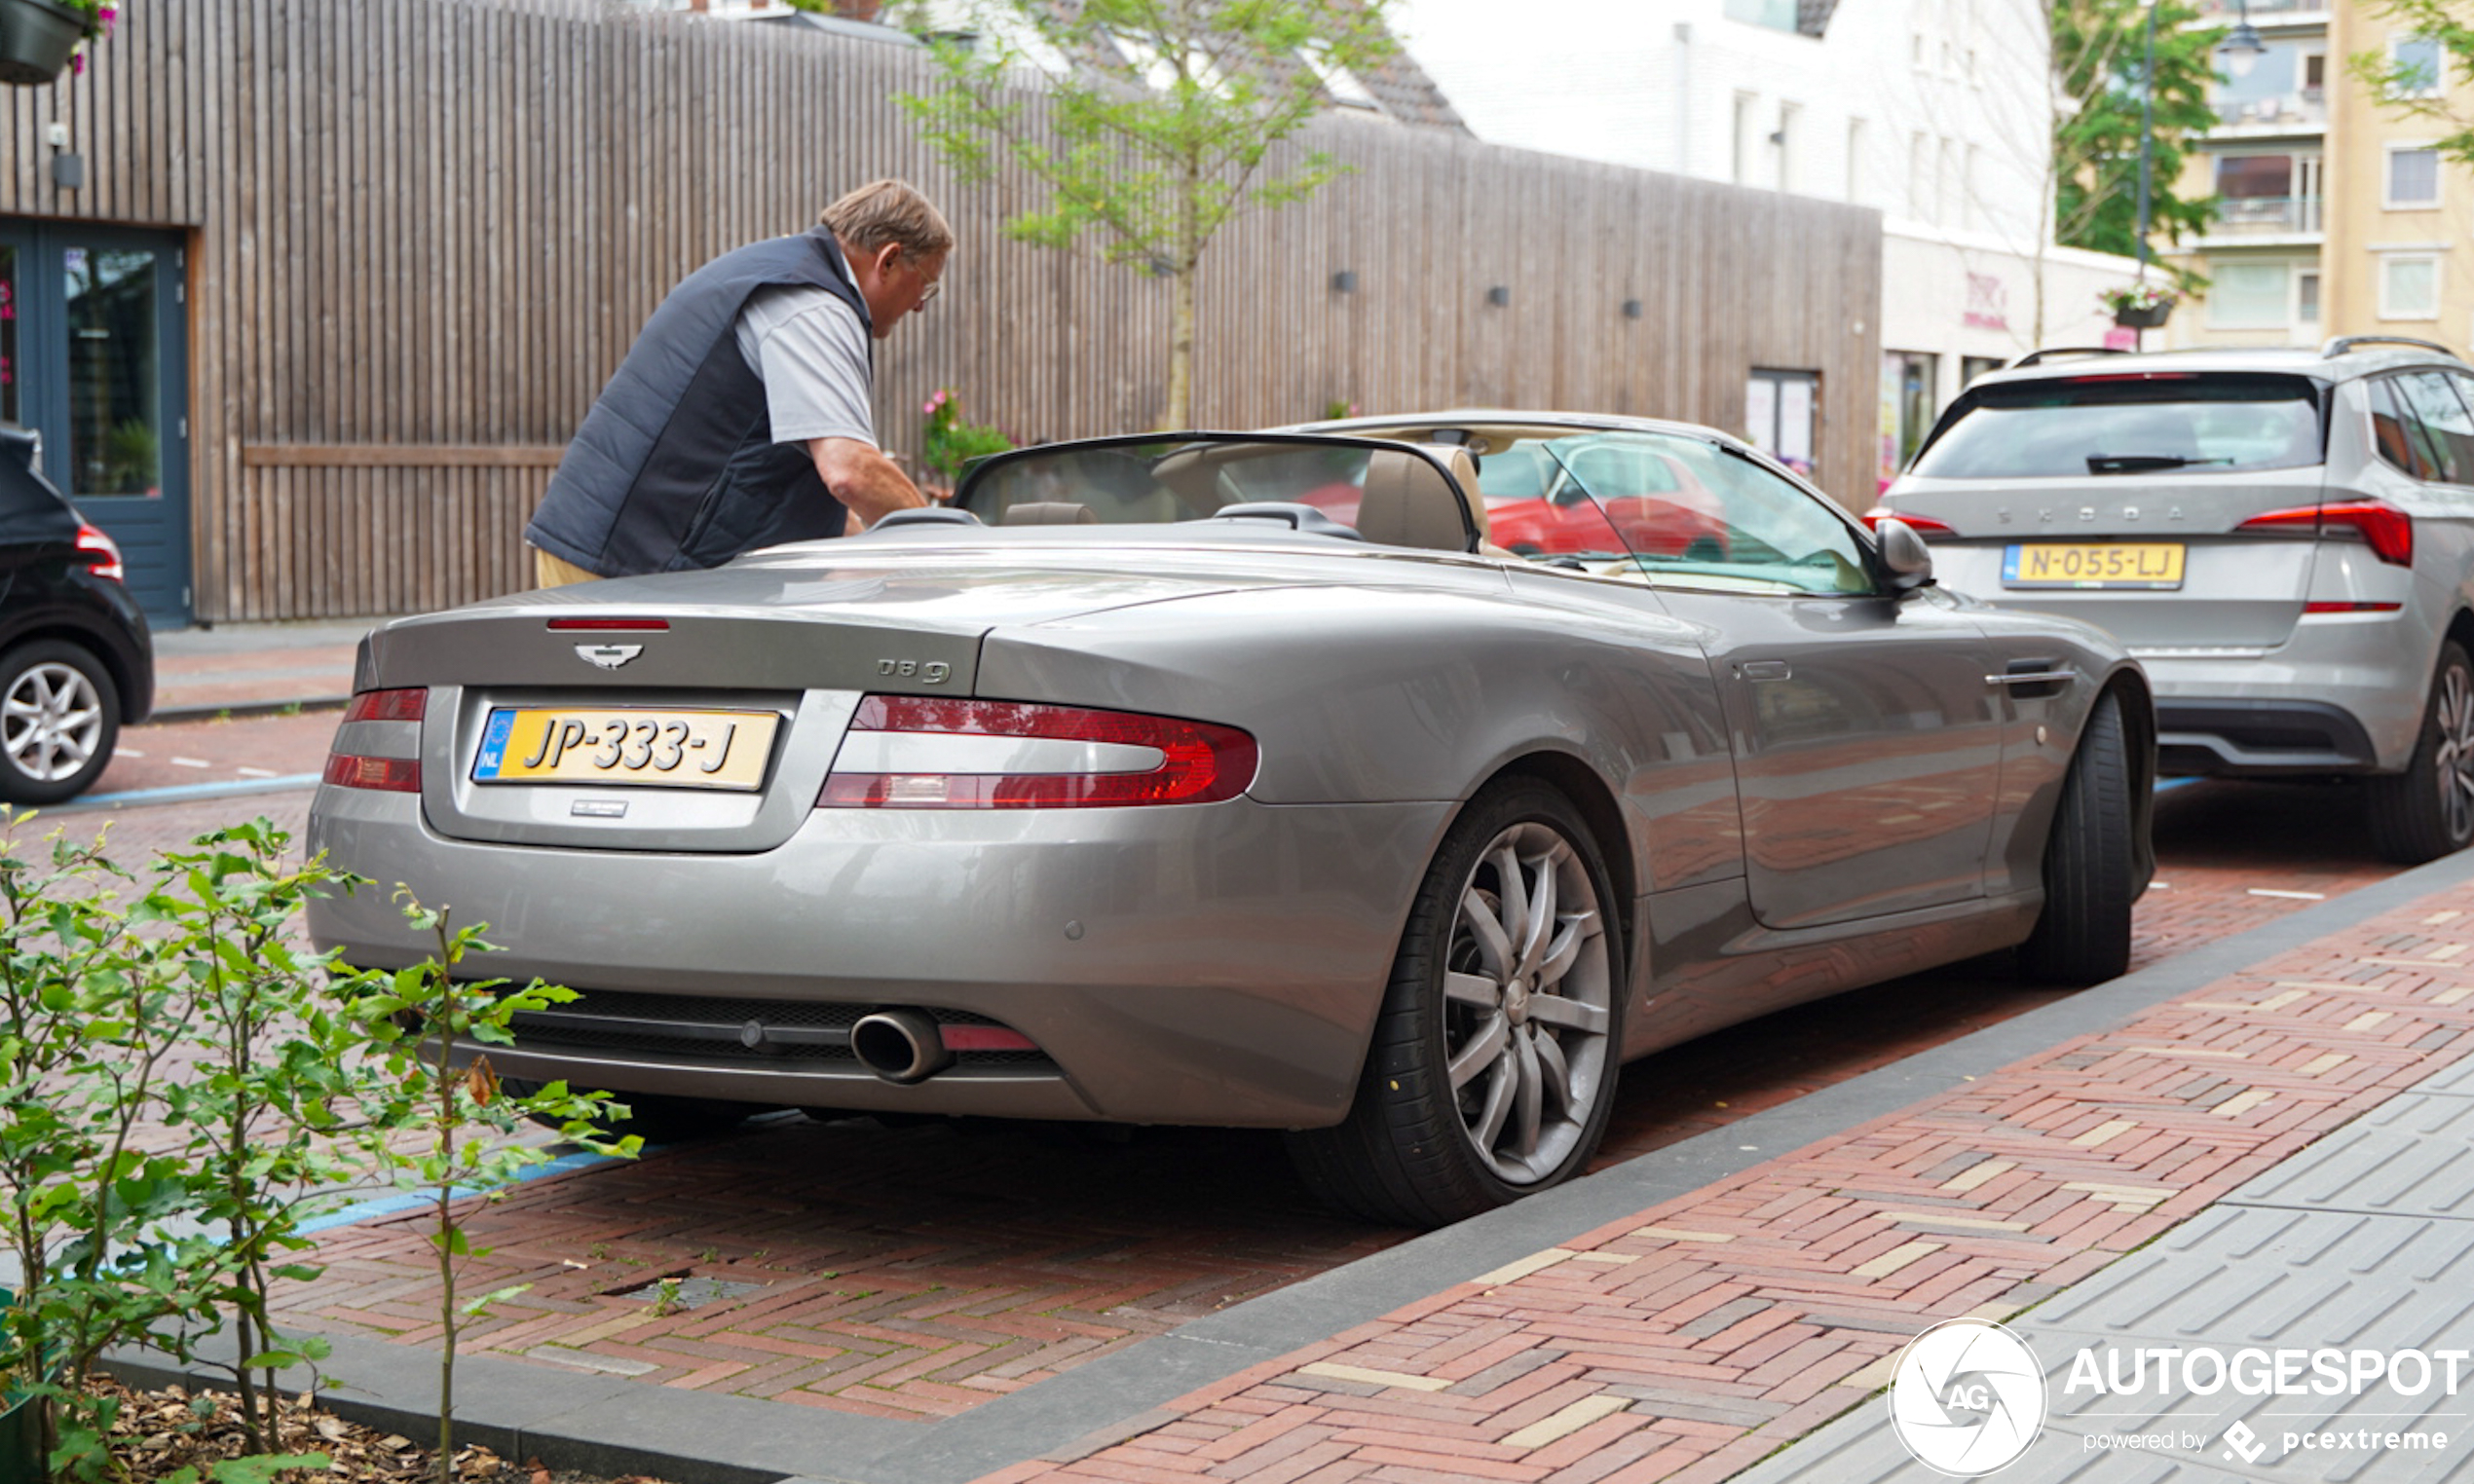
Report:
809,436,928,530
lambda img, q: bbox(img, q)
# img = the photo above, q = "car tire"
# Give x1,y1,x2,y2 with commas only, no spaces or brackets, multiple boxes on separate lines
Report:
0,638,120,805
2016,687,2136,986
1287,780,1624,1227
499,1075,754,1144
2366,641,2474,866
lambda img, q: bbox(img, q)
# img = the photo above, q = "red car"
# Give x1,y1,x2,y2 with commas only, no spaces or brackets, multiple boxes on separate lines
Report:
1475,441,1732,558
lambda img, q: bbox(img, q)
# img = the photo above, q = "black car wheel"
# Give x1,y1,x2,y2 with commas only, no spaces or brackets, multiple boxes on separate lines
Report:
2016,687,2136,986
500,1075,755,1144
2367,641,2474,866
1289,780,1623,1227
0,638,119,804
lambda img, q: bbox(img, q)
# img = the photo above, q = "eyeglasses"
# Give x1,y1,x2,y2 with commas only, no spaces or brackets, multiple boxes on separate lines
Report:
917,278,942,309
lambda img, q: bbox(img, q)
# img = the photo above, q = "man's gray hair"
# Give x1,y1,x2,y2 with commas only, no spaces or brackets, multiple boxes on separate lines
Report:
822,179,955,259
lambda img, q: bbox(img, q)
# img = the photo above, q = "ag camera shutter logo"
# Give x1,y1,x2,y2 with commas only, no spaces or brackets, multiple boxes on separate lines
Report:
1888,1318,2048,1475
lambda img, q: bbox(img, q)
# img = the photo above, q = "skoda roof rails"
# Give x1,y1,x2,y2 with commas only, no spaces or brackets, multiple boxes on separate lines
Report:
2010,347,2133,369
2321,334,2461,360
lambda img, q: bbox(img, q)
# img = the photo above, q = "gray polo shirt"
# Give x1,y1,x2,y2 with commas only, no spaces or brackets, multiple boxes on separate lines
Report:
731,254,877,449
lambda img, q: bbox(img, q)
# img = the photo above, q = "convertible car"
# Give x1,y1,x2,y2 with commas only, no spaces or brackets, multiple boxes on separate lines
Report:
306,414,2154,1227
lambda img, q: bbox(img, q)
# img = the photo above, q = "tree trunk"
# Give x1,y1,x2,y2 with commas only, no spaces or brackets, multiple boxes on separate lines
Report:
1166,267,1196,431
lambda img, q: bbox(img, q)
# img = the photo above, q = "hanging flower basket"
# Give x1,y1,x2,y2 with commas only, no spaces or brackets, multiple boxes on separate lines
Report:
2098,282,2178,331
0,0,96,86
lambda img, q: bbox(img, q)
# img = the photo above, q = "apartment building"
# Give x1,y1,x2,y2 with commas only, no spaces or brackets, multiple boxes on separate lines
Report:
2172,0,2469,351
1398,0,2145,492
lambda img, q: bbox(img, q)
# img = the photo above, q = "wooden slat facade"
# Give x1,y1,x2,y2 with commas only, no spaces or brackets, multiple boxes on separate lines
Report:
0,0,1883,622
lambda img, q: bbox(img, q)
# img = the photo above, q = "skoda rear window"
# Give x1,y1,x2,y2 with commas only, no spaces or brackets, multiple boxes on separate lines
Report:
1908,373,2326,478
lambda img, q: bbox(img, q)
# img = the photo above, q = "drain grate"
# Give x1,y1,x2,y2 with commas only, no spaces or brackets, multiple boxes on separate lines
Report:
608,1275,766,1311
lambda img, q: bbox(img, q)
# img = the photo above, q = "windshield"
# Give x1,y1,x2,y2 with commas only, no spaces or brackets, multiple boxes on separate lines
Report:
1908,372,2326,479
955,436,1463,545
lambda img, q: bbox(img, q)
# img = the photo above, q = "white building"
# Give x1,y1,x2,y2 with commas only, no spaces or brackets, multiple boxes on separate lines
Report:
1397,0,2149,491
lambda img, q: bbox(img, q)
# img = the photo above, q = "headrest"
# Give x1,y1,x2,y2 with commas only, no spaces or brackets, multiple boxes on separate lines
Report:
1001,501,1100,526
1354,448,1474,553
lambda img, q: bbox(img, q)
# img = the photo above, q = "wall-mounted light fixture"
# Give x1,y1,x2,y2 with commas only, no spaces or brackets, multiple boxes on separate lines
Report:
1622,299,1643,319
1485,285,1510,307
46,121,80,192
1331,270,1358,294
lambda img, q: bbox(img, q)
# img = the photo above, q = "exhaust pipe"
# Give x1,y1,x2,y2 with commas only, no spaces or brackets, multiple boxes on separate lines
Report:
850,1009,954,1084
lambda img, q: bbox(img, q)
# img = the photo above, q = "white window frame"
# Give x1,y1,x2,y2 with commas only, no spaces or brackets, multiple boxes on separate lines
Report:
2205,259,2294,330
2390,34,2444,100
2380,252,2444,321
2385,142,2444,210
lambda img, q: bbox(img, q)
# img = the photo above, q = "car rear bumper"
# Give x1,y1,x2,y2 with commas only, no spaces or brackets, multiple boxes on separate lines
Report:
2136,612,2428,775
305,785,1452,1129
2153,698,2380,775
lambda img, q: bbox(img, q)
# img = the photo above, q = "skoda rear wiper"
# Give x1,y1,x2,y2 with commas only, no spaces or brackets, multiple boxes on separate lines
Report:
2085,453,2234,474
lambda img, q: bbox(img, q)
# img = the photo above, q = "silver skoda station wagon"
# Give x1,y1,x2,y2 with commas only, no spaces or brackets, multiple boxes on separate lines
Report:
1875,337,2474,863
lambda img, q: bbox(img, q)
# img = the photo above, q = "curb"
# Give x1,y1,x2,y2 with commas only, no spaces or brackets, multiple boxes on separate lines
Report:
100,845,2474,1484
146,694,352,724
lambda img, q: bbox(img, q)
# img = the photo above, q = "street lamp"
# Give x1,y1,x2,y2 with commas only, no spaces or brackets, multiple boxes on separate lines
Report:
2130,0,2270,342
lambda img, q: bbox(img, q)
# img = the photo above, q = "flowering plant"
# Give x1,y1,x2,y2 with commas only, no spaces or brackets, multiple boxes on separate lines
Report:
49,0,117,75
920,389,1014,482
2097,281,2179,315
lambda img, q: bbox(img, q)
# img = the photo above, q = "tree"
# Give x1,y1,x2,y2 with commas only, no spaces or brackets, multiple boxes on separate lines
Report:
2350,1,2474,162
902,0,1400,429
2051,0,2224,266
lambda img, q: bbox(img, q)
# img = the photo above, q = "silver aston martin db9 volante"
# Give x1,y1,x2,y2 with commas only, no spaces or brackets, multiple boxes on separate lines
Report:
306,413,2154,1227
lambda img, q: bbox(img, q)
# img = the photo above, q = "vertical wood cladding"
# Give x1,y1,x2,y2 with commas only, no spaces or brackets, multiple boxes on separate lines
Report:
0,0,1883,621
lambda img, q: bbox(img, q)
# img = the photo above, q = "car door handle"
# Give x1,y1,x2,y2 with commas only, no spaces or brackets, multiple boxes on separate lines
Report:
1739,660,1792,682
1986,670,2076,686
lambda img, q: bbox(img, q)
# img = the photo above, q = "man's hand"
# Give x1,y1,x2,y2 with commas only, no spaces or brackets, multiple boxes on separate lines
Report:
808,437,929,530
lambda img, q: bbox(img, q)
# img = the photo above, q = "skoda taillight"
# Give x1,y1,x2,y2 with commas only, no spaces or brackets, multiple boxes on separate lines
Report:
1862,508,1958,537
819,697,1258,809
2236,500,2415,567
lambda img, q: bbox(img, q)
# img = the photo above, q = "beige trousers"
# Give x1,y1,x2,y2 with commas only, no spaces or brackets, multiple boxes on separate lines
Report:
533,548,602,588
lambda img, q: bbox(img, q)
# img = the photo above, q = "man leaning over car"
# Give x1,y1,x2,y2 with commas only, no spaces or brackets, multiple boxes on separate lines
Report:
524,179,949,585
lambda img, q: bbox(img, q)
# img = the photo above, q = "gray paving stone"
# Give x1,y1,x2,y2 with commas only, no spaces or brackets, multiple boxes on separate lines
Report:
2229,1094,2474,1217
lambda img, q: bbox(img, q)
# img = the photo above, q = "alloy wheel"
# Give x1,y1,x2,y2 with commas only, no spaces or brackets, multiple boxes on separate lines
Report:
3,661,103,783
1441,821,1614,1184
2437,659,2474,845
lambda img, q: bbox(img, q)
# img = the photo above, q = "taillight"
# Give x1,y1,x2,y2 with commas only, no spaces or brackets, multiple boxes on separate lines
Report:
343,687,428,723
546,618,670,632
2305,601,2404,614
818,696,1258,809
74,523,123,581
2236,501,2414,567
1862,508,1957,536
321,755,420,792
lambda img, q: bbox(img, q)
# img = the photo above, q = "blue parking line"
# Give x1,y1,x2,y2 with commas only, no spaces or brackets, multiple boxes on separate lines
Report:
53,772,323,813
294,1148,623,1235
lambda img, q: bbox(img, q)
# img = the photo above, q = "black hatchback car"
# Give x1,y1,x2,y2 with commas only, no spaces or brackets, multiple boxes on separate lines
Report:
0,428,153,803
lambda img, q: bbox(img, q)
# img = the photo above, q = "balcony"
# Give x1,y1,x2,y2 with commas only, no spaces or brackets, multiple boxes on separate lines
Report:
2193,0,2324,16
2212,195,2324,236
2215,90,2327,129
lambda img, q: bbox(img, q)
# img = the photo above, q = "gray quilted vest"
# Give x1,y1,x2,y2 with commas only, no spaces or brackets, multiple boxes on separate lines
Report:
525,227,874,576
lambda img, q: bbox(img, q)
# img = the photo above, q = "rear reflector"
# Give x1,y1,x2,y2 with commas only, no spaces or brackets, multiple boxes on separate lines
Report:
546,618,672,632
819,696,1258,809
2304,601,2404,614
322,755,421,792
2236,500,2414,567
344,687,428,723
1861,508,1957,536
939,1024,1040,1052
74,523,123,582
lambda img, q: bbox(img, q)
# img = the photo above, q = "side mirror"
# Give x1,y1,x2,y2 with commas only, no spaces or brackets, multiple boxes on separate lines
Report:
1875,517,1935,591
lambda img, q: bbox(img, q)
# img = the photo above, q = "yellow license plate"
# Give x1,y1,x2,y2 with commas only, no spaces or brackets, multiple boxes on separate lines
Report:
471,708,780,791
2003,542,2185,590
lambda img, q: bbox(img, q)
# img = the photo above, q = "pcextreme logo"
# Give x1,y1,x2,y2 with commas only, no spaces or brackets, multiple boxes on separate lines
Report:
1887,1318,2047,1476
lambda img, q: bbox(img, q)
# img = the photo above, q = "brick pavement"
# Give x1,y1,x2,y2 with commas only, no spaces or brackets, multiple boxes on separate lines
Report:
980,874,2474,1484
244,779,2404,1430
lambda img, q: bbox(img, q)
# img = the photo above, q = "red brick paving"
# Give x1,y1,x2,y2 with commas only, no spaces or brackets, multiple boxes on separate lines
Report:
235,778,2405,1428
991,882,2474,1484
